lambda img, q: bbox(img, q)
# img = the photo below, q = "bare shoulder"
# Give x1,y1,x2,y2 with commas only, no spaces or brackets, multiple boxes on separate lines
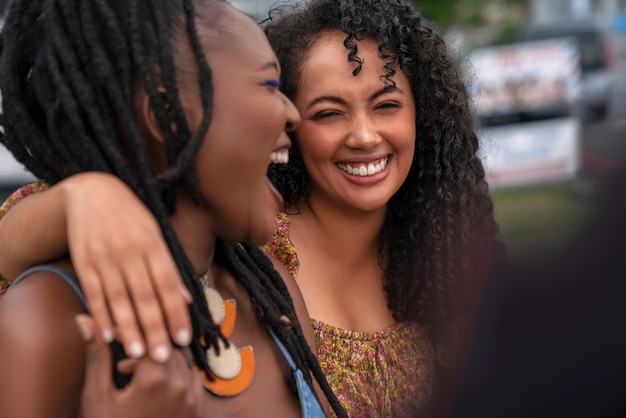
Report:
269,256,310,324
0,269,87,417
268,254,331,415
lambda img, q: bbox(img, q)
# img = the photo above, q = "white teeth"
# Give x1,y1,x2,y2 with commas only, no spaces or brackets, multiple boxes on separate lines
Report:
338,157,389,177
270,150,289,164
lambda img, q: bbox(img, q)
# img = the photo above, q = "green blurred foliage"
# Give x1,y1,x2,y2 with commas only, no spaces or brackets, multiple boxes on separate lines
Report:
491,183,593,262
413,0,459,29
414,0,528,33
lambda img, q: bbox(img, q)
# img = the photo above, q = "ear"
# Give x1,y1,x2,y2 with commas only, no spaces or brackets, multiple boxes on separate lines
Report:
138,87,172,145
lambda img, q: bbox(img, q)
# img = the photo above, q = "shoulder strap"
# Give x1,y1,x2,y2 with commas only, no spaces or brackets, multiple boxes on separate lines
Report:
266,327,326,418
11,264,88,310
10,264,131,388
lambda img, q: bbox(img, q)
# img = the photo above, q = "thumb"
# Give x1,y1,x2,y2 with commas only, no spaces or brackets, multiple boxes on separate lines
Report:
117,358,139,375
75,314,114,399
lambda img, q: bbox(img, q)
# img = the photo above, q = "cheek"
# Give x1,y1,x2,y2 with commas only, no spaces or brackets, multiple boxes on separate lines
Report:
210,107,280,166
295,124,338,164
397,110,416,154
400,135,416,174
241,92,287,139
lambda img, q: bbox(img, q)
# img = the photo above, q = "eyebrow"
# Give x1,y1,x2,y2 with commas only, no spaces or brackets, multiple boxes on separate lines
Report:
260,61,279,72
306,85,401,109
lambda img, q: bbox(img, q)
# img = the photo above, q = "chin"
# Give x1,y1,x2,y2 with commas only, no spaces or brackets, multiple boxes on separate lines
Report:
248,230,274,247
247,218,276,247
349,197,391,213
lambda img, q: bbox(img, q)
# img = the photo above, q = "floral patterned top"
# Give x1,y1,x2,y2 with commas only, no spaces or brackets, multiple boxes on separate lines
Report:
0,182,49,298
262,212,435,417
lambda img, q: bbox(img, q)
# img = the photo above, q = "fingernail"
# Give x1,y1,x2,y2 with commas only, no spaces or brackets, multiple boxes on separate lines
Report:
129,341,145,358
74,315,93,342
102,328,114,343
153,345,170,363
176,329,191,346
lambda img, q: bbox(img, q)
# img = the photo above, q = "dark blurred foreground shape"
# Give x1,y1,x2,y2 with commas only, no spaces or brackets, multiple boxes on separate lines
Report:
452,168,626,418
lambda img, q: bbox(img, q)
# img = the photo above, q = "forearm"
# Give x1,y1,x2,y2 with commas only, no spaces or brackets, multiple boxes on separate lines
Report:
0,182,69,281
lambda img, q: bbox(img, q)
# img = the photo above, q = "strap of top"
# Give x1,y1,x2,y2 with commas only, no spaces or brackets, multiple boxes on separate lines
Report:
9,264,131,388
11,264,89,310
266,327,326,418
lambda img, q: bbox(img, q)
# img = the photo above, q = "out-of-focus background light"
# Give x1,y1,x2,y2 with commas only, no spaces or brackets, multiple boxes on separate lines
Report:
1,0,625,264
227,0,623,264
416,0,626,264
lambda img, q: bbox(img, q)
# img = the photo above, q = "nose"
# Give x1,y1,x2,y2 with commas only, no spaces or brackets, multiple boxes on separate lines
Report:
346,115,382,150
283,93,301,132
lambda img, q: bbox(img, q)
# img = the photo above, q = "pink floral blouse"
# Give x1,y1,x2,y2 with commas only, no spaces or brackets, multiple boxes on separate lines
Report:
262,212,435,417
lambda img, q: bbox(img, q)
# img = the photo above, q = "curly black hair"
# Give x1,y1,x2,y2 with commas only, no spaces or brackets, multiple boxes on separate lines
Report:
0,0,345,414
264,0,499,335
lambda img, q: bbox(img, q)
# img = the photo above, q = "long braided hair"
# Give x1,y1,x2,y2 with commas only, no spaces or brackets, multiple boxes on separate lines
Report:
264,0,499,362
0,0,345,415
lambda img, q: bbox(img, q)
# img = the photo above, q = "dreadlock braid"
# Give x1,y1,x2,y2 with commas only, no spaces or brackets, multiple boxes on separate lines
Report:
0,0,224,383
217,240,348,417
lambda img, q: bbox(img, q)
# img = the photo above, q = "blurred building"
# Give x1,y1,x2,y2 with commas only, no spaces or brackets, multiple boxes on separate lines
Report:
230,0,280,21
530,0,626,29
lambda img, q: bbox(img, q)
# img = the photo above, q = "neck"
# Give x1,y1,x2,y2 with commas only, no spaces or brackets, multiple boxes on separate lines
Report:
293,196,386,268
168,195,217,277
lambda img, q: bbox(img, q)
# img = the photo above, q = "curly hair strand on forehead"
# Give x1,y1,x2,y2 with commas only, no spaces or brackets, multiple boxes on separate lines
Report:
264,0,498,334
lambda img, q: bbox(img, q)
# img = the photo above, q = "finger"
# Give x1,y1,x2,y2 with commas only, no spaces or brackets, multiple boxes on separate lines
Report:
116,358,139,375
75,314,114,401
146,250,192,347
122,258,172,363
65,177,149,357
71,254,116,343
98,266,146,359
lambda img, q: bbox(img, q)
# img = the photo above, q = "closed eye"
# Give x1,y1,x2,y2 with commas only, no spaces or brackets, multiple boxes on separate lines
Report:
264,80,282,88
310,110,342,121
376,101,401,110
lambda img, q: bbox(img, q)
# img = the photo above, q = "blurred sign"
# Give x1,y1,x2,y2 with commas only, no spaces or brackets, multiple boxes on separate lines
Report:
469,39,581,117
480,117,580,188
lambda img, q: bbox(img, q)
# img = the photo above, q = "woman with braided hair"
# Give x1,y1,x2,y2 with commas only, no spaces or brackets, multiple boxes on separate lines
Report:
0,0,345,416
0,0,498,416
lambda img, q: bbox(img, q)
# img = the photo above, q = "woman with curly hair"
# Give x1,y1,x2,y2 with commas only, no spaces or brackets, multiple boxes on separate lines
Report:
261,1,498,415
0,0,498,416
0,0,347,416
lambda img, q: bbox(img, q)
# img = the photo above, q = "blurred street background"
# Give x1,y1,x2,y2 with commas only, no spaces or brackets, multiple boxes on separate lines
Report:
3,0,625,263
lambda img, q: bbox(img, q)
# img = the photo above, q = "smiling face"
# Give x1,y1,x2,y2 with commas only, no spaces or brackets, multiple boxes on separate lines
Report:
293,30,416,213
180,4,299,245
